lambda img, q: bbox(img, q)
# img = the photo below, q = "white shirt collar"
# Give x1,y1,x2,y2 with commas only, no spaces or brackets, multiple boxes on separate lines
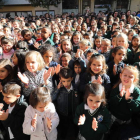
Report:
67,84,73,92
119,83,135,93
84,104,96,114
42,38,49,44
75,74,80,84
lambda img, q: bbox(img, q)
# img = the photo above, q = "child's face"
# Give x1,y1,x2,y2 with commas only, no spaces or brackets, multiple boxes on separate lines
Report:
26,55,39,73
41,28,51,40
90,59,103,74
128,32,134,41
2,42,13,53
73,35,80,45
12,22,19,28
43,51,53,65
76,26,81,32
3,28,11,36
97,31,102,37
82,24,86,31
87,52,93,61
101,41,110,52
60,77,73,89
36,31,41,39
132,38,140,47
112,37,116,47
12,53,18,66
74,65,81,74
87,94,102,110
117,37,127,48
79,43,87,52
114,49,125,62
54,34,60,43
2,93,20,106
84,35,90,41
61,57,70,67
17,33,23,41
36,102,47,112
0,67,9,80
120,69,135,87
62,41,71,52
130,19,135,24
24,32,32,41
95,39,101,48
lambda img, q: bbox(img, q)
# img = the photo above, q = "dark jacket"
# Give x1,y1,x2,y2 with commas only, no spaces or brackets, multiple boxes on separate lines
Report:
107,60,125,87
24,38,37,50
52,84,80,116
2,96,30,140
79,72,111,97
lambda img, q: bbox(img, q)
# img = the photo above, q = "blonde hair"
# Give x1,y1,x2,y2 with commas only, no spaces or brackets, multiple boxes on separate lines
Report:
25,51,45,71
87,54,108,75
79,39,89,47
102,38,111,46
116,33,128,47
121,65,139,86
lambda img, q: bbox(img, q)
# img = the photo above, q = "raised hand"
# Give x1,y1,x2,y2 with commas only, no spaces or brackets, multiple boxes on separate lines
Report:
0,109,9,120
97,75,102,84
55,64,61,74
75,49,81,58
0,103,4,111
17,72,29,85
78,114,86,125
92,118,98,131
31,113,37,128
44,68,52,85
46,117,52,130
57,80,63,89
120,85,125,97
34,42,40,49
125,89,133,100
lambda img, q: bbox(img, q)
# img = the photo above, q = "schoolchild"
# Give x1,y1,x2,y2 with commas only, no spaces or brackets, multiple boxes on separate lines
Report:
17,51,53,103
52,68,80,140
74,83,111,140
23,86,59,140
107,46,126,87
109,66,140,140
0,82,30,140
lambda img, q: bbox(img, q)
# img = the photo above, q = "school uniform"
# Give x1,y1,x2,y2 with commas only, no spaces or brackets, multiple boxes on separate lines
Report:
110,83,140,121
109,83,140,140
52,84,80,139
1,97,30,140
107,60,125,87
23,103,59,140
80,72,111,97
74,103,111,140
38,38,55,47
24,38,37,50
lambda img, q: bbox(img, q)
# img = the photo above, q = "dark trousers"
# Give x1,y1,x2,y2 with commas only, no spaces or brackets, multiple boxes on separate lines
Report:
57,113,79,140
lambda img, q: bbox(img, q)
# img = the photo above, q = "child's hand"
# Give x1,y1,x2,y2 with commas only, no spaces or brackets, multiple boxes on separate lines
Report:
17,72,29,85
31,113,37,128
120,85,125,97
57,80,63,89
0,109,9,120
44,68,52,85
51,67,56,76
97,75,102,84
78,114,86,125
55,64,61,74
125,89,133,100
0,82,3,92
113,65,116,75
92,118,98,131
75,49,81,58
46,117,52,130
34,42,41,49
0,103,4,111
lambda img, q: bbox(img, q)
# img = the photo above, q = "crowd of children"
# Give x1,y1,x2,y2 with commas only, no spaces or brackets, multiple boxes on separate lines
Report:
0,10,140,140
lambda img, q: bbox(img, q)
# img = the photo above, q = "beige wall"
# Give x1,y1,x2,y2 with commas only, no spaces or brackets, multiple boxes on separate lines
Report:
130,0,140,12
90,0,95,12
0,3,62,16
